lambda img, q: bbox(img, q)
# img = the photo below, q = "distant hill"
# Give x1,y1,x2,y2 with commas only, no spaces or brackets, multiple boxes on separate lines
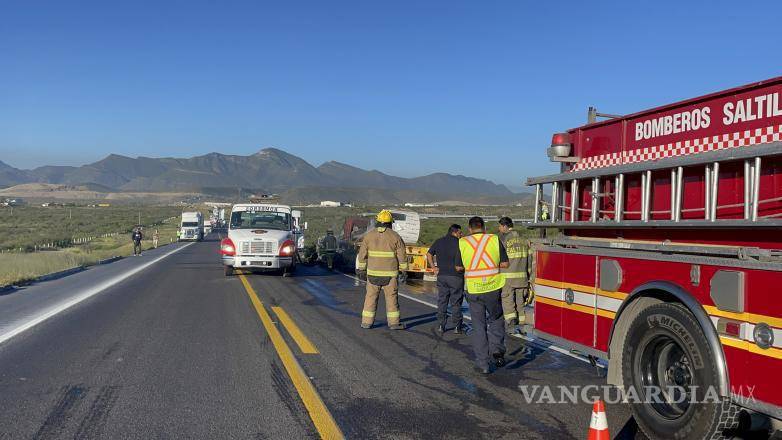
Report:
0,183,199,204
0,160,33,187
0,148,520,204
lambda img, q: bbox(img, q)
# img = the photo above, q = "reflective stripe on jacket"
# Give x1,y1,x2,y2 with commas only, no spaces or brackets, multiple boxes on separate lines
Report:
499,229,529,288
356,227,408,277
459,233,505,294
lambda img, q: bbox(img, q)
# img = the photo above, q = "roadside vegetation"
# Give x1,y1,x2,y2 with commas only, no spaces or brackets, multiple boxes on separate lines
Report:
0,205,184,251
0,205,187,286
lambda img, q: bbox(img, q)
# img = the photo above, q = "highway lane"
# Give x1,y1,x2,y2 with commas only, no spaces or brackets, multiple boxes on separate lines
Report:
0,239,644,439
0,239,315,439
0,243,192,345
252,267,642,439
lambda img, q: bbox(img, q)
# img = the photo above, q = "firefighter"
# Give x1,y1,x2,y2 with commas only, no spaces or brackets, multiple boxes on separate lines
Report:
456,216,509,374
320,229,338,269
498,217,531,334
357,209,408,330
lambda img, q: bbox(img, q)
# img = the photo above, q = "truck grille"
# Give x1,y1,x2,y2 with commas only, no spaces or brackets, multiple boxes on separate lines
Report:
241,241,275,255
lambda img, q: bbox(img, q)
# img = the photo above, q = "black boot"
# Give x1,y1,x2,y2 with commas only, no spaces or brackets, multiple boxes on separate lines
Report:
492,352,507,368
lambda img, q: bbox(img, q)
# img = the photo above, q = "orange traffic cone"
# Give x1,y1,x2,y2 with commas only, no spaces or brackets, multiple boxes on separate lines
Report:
587,399,610,440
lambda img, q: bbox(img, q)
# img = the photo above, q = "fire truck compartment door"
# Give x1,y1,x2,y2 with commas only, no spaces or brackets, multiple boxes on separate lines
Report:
534,250,598,349
560,254,598,349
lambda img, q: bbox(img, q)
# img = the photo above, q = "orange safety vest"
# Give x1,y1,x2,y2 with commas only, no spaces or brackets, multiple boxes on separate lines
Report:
459,233,505,294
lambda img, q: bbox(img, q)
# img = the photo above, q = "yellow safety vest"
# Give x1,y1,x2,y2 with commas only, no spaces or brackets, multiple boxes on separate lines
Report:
459,233,505,294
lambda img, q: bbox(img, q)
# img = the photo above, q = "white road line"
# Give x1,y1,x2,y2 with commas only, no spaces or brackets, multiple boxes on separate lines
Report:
338,271,600,366
0,243,193,346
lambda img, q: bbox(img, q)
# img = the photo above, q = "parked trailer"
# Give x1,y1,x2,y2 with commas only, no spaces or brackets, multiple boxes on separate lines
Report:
526,77,782,439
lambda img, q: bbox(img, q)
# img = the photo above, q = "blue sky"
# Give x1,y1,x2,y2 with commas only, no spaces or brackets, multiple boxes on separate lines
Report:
1,0,780,187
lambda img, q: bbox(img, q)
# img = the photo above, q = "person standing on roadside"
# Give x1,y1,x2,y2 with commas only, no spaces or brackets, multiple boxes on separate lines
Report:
426,224,466,335
356,210,408,330
153,229,160,249
132,226,143,256
498,217,531,334
456,216,509,374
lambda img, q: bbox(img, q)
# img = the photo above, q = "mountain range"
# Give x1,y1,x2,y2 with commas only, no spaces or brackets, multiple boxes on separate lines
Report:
0,148,526,204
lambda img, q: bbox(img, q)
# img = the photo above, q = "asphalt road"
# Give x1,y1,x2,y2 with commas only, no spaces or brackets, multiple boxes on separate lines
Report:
0,238,647,439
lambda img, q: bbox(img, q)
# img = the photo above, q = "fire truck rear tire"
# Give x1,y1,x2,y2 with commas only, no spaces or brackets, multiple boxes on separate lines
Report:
621,302,739,440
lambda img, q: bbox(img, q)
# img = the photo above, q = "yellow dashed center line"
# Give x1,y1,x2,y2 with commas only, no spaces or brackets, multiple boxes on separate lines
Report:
272,306,319,354
238,274,344,440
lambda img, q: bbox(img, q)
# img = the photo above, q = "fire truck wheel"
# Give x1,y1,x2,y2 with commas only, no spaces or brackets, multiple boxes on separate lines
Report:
621,302,738,440
224,266,233,277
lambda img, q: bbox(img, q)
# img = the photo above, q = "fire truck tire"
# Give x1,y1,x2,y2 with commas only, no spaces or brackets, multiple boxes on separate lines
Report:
224,265,233,277
621,302,739,440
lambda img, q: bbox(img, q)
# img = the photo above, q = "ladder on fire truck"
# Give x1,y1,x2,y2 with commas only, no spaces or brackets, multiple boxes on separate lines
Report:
528,142,782,229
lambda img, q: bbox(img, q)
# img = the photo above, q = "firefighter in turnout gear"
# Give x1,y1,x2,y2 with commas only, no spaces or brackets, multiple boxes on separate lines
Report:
357,210,408,330
456,216,509,374
498,217,531,334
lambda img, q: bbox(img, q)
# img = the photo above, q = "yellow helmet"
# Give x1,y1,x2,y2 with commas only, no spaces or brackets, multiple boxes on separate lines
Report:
376,209,393,223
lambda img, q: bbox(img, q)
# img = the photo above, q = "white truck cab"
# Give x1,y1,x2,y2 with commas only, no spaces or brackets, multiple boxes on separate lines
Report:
180,211,204,241
220,203,303,276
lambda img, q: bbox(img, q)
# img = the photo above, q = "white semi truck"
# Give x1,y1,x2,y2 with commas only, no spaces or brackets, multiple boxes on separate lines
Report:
179,211,204,241
220,203,304,277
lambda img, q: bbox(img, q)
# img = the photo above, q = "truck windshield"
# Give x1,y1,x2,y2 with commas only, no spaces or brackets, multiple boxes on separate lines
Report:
182,222,199,227
230,211,290,230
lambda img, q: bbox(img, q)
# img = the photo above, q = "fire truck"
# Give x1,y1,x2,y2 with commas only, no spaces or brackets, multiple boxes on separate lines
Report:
526,77,782,439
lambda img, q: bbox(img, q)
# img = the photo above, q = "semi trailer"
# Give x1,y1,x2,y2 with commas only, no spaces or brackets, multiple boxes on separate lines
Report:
179,211,204,241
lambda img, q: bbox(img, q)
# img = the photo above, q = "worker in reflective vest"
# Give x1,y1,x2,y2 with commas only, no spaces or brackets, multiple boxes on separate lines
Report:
456,216,509,374
498,217,532,334
356,210,408,330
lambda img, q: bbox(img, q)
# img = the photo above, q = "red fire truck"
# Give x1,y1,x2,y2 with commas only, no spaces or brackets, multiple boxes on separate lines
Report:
526,77,782,439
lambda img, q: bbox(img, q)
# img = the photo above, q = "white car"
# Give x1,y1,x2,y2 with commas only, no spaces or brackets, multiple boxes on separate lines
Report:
220,204,303,277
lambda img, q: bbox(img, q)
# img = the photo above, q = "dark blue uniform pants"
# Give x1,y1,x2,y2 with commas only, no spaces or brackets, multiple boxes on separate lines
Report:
466,289,506,369
436,275,464,329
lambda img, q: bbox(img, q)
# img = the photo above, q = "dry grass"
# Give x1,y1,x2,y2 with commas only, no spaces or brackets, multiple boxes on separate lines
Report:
0,205,186,251
0,221,181,287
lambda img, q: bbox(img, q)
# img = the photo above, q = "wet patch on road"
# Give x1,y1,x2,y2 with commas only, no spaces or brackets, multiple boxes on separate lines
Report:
298,279,357,317
335,395,515,439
